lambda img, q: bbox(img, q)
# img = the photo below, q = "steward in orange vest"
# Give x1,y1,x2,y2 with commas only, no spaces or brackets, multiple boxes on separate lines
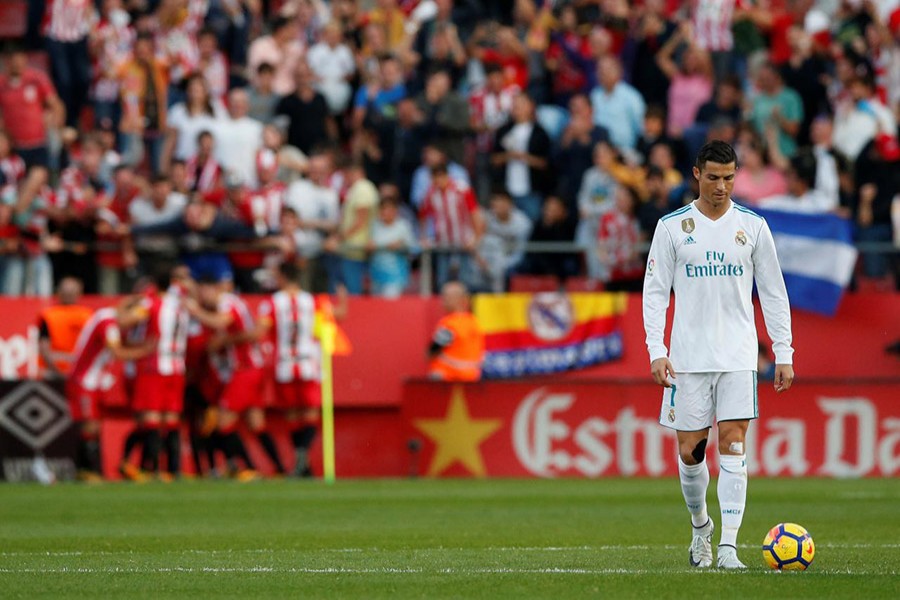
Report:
428,282,485,381
38,277,93,378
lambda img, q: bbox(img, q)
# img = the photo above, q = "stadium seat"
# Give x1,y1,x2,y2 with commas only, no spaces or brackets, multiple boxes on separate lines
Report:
563,277,605,292
0,1,26,38
508,274,560,293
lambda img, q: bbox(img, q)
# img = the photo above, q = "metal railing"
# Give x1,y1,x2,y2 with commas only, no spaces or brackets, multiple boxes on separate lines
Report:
18,237,899,297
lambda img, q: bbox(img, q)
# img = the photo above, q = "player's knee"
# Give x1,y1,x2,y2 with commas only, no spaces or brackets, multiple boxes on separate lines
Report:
141,411,161,426
679,438,707,465
718,428,747,455
217,410,238,431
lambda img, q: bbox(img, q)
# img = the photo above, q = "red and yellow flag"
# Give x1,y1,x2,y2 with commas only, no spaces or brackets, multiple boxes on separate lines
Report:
473,292,627,378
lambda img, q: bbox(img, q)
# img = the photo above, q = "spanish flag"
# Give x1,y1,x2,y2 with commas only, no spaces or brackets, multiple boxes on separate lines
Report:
473,292,627,378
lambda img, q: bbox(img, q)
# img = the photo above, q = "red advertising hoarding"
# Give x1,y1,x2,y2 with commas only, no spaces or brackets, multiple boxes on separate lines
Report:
0,293,894,408
402,380,900,478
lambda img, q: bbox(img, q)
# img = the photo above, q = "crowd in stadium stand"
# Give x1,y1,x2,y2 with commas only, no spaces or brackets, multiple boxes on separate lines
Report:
0,0,897,298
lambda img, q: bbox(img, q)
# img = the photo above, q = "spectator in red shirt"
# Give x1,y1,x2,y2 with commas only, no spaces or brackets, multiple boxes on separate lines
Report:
469,63,519,202
597,184,644,292
419,162,485,289
469,23,529,91
546,3,592,106
0,43,66,222
197,27,229,102
0,131,26,190
185,130,223,194
51,134,107,292
95,163,139,294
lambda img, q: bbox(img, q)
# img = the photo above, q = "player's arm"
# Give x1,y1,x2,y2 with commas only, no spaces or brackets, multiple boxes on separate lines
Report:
255,299,276,338
428,326,454,359
116,297,150,330
752,220,794,393
37,318,65,379
184,297,234,330
330,284,349,321
214,327,263,348
108,336,155,361
642,221,677,387
208,303,261,350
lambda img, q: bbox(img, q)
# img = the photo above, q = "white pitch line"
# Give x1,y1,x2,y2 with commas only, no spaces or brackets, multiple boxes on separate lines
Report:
0,566,897,576
1,543,898,558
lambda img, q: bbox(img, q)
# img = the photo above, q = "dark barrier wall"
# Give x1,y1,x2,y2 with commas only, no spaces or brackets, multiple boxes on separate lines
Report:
0,380,76,482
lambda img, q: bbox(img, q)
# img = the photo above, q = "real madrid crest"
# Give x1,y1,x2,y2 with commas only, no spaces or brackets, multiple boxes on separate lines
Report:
667,408,676,423
735,230,747,246
681,218,695,234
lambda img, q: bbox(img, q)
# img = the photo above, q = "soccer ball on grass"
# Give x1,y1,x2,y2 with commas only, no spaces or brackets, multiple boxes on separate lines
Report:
762,523,815,570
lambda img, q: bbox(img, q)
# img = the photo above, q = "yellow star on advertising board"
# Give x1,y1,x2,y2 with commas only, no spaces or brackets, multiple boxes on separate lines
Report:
413,386,502,477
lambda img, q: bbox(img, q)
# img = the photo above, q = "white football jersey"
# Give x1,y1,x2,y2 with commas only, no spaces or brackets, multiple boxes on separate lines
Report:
643,200,793,372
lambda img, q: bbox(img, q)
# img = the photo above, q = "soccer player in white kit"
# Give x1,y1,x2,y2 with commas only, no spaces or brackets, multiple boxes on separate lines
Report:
642,141,795,569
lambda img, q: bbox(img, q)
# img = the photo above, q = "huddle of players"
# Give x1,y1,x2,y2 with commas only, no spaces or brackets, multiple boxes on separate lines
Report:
66,261,330,481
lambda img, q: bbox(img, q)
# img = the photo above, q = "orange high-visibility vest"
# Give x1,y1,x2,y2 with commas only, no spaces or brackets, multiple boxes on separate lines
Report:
39,304,94,374
428,312,485,381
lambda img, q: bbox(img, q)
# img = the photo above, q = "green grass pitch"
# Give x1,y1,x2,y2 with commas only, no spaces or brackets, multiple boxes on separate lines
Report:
1,478,898,598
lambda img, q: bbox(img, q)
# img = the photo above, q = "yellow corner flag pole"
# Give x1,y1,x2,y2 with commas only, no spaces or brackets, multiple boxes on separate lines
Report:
320,321,337,484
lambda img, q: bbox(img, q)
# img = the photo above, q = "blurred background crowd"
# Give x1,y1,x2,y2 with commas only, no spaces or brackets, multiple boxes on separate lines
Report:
0,0,897,297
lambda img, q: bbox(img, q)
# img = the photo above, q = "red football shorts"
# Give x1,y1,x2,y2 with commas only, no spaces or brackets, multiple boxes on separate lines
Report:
198,370,226,406
132,373,186,414
66,380,102,421
219,368,265,413
274,380,321,410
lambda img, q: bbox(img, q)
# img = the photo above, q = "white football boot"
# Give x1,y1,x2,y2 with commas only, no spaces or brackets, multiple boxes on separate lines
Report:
717,544,747,569
689,519,714,568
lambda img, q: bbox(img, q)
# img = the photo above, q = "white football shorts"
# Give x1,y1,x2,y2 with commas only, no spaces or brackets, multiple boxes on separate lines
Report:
658,371,758,431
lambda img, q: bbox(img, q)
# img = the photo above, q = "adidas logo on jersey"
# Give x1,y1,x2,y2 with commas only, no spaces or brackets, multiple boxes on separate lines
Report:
684,236,697,245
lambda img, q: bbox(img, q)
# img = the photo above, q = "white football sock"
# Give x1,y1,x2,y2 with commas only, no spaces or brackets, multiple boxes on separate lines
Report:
678,456,710,528
718,454,748,547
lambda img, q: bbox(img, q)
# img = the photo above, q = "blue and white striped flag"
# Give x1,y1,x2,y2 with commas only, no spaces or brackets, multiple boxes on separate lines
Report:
755,208,858,316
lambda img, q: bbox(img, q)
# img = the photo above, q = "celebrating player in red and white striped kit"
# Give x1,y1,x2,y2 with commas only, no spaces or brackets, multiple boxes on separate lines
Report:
188,277,284,478
256,262,330,477
120,267,193,480
67,298,151,480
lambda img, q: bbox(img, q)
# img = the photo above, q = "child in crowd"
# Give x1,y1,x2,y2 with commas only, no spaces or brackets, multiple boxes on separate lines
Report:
369,193,416,298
